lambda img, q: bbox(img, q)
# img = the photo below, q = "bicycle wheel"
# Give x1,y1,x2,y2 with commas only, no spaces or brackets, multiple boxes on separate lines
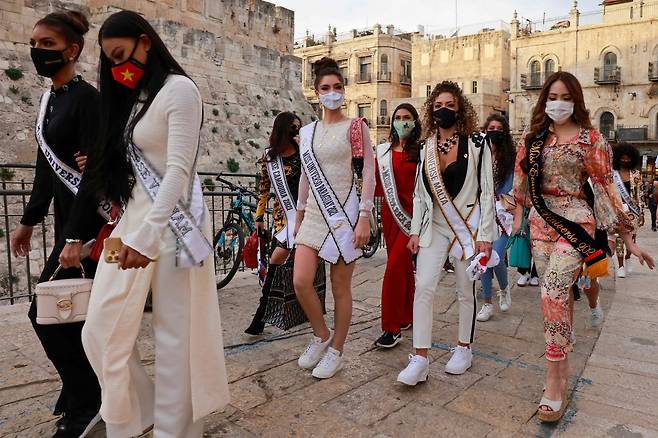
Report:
362,225,381,258
214,221,245,289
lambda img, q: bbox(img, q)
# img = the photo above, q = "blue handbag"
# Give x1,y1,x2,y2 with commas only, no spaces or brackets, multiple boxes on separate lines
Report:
505,208,532,269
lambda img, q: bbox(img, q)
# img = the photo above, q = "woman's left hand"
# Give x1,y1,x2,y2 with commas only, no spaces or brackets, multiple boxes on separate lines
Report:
624,238,655,270
118,244,152,270
353,216,371,249
475,241,492,259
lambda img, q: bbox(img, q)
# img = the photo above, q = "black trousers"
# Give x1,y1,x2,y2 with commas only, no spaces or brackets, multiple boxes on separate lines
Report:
650,203,657,229
28,239,101,416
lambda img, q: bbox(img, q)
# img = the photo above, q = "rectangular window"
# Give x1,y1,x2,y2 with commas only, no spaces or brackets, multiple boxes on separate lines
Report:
358,104,371,120
426,84,432,96
338,59,348,85
400,59,412,83
472,81,478,94
358,56,372,82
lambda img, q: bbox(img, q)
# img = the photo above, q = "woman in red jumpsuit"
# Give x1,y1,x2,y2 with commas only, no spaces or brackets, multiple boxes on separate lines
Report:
374,103,422,348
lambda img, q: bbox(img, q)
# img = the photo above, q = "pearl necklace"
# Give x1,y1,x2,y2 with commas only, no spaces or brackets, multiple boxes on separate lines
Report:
437,133,458,154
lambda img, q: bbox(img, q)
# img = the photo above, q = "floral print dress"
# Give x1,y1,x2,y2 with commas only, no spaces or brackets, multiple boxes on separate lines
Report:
514,126,632,361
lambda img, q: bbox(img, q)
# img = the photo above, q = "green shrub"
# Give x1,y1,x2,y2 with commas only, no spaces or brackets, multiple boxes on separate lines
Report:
227,158,240,173
271,109,280,116
21,96,32,105
4,68,23,81
9,85,19,94
233,139,240,146
0,168,15,181
254,122,261,130
0,229,4,238
211,126,218,134
263,110,269,117
202,177,216,192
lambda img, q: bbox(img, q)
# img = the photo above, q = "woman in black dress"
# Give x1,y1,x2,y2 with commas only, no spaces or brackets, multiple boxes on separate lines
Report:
9,11,105,438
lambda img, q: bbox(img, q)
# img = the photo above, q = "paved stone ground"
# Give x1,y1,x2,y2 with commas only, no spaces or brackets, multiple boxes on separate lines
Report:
1,226,657,437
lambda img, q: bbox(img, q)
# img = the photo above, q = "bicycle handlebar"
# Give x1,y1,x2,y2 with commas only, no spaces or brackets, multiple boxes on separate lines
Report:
215,176,258,198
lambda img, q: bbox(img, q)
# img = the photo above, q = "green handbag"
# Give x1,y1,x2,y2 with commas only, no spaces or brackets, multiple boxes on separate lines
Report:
505,208,532,269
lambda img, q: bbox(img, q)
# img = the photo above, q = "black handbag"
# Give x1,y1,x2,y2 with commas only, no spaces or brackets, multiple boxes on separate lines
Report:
263,253,326,331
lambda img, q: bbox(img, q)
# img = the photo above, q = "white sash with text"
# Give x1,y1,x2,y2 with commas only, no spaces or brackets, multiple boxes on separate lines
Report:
266,152,297,249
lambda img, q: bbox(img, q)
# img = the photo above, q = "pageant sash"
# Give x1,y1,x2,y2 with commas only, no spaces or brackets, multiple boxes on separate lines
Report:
495,200,513,237
266,152,297,249
35,91,112,220
128,143,212,268
424,136,479,260
527,133,608,278
299,122,362,264
376,143,412,236
613,171,640,219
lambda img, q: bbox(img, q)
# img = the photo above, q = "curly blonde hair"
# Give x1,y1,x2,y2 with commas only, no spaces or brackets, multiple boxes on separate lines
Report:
421,81,478,142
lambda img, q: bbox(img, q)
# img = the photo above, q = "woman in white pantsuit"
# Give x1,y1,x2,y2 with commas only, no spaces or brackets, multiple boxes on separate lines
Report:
78,11,229,437
397,81,497,385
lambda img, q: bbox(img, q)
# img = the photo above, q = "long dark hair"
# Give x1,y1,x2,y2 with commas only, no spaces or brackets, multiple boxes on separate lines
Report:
421,80,478,142
86,10,190,204
520,71,593,173
267,111,301,161
612,142,640,170
35,10,89,60
388,103,421,163
313,57,343,89
484,114,515,188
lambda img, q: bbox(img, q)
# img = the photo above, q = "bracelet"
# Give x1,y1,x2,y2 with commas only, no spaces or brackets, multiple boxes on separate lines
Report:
358,211,370,218
65,238,81,244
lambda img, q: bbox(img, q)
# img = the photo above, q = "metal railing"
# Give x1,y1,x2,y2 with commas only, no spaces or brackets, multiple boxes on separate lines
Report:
377,71,391,82
594,65,621,84
399,74,412,85
355,72,372,83
0,164,268,305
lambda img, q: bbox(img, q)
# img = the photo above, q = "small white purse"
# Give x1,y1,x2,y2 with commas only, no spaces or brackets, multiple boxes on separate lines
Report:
35,265,93,325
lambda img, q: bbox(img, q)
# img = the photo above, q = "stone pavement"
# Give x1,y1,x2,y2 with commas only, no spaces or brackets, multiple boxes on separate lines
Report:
1,227,657,437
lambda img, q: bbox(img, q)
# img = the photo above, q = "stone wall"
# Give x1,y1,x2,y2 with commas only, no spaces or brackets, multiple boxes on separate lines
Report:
0,0,315,173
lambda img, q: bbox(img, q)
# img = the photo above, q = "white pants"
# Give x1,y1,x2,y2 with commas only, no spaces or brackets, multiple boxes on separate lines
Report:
413,217,477,348
82,262,203,438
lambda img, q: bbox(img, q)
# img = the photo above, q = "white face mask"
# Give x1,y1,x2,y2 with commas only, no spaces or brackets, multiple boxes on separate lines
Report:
545,100,574,124
319,91,344,110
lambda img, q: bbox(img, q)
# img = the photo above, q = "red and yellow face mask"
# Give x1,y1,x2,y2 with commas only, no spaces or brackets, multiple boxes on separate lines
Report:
110,41,145,90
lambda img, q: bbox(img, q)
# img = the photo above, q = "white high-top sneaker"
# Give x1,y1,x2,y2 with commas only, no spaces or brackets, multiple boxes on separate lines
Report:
476,303,494,322
298,330,333,370
445,345,473,375
497,286,511,312
397,354,429,386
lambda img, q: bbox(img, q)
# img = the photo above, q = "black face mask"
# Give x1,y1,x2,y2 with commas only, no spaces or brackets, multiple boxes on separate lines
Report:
289,126,300,143
31,47,67,78
432,107,457,129
486,130,505,146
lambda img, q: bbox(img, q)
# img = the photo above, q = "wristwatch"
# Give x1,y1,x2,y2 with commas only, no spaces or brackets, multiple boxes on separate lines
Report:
65,239,81,244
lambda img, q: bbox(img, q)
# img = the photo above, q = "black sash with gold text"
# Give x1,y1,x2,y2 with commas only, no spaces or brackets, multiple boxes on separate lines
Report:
527,131,608,278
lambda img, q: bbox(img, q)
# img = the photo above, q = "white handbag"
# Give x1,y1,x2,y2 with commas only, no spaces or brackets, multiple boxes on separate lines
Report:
35,265,93,325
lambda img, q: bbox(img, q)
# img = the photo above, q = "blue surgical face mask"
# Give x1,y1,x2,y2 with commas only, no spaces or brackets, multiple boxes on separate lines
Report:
393,120,415,139
319,91,344,110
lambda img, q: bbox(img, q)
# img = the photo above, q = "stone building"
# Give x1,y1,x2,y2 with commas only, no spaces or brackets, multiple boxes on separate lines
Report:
393,26,511,129
0,0,315,173
509,0,658,176
294,24,413,144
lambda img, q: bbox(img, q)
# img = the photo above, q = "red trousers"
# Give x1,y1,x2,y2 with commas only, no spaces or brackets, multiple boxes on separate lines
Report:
380,220,415,333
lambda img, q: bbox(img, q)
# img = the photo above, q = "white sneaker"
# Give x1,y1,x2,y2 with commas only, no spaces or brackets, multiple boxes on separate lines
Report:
617,266,626,278
397,354,429,386
589,301,604,327
476,303,494,322
517,273,531,287
311,347,344,379
445,345,473,375
497,287,511,312
298,330,333,370
529,276,540,286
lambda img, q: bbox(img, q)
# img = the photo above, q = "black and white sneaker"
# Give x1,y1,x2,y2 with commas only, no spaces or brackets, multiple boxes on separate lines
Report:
375,331,402,348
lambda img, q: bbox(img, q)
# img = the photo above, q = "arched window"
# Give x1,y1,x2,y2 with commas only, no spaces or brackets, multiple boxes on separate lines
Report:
600,111,615,139
530,60,541,86
603,52,617,80
380,100,388,116
380,54,388,73
544,59,555,79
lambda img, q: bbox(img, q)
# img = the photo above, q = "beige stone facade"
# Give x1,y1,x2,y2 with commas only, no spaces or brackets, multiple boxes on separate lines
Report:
395,27,511,130
0,0,315,174
294,25,413,144
509,0,658,175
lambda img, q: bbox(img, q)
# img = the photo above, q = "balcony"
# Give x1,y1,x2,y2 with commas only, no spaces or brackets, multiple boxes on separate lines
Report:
520,72,542,90
649,62,658,82
594,66,621,85
355,72,372,84
617,125,648,142
377,71,391,82
400,74,411,85
377,116,390,126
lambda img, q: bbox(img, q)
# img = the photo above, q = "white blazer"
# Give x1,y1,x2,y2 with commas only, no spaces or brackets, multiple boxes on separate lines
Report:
410,133,497,249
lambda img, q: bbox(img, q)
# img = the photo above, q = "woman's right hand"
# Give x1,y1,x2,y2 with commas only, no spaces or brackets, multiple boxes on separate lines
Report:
10,224,33,257
407,234,420,254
